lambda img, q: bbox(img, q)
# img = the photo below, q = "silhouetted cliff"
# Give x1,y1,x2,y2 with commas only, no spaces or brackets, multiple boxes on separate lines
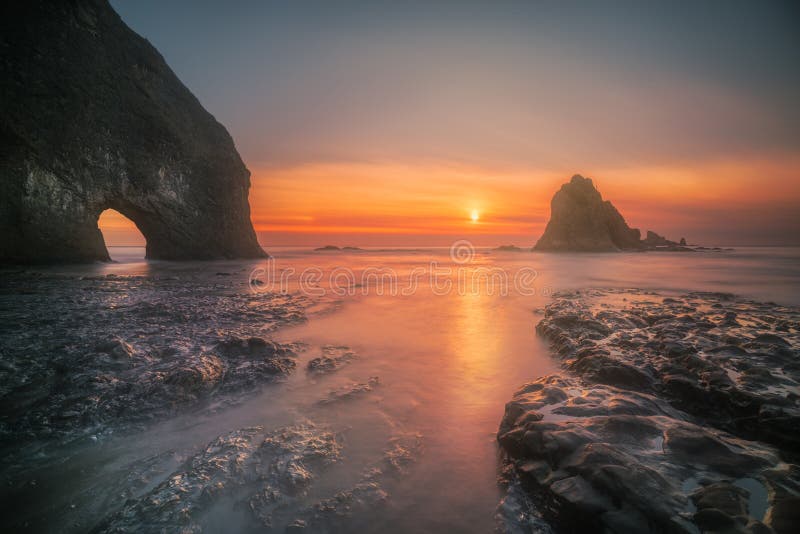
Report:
0,0,265,262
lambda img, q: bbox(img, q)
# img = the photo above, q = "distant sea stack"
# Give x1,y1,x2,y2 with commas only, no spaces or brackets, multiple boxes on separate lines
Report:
0,0,265,262
533,175,688,252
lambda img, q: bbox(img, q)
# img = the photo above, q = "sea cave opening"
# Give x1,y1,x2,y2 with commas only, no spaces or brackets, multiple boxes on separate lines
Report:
97,208,146,261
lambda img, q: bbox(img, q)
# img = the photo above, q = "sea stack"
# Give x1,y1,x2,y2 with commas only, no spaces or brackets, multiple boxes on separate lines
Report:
0,0,266,262
533,175,644,251
533,174,688,252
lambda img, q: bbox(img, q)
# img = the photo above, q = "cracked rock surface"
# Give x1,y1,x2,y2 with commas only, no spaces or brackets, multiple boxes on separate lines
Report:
498,289,800,534
0,270,308,464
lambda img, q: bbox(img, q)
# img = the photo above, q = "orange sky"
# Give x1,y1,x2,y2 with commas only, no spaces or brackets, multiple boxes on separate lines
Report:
248,157,800,247
103,2,800,249
100,155,800,248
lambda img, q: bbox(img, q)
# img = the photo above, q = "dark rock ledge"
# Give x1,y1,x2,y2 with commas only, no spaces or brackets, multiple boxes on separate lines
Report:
497,289,800,534
0,271,309,463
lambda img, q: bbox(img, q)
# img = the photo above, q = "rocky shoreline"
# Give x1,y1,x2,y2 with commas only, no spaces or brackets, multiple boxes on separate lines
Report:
0,268,421,532
0,270,310,468
498,289,800,534
92,422,416,533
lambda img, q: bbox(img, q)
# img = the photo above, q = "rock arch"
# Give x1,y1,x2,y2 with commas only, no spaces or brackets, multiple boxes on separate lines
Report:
0,0,266,263
97,208,146,255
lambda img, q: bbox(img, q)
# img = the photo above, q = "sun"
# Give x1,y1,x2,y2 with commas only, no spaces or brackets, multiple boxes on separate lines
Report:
470,209,480,222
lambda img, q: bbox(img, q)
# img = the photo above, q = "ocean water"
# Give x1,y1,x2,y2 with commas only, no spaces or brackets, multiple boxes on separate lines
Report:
3,246,799,532
106,245,800,306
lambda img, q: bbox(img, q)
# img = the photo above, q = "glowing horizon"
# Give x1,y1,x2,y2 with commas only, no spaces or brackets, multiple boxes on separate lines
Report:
103,1,800,248
101,155,800,248
246,157,800,247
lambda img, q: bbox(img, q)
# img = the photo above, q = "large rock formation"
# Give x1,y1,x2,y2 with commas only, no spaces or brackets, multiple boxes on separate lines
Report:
534,174,684,252
0,0,266,262
533,175,643,252
498,289,800,534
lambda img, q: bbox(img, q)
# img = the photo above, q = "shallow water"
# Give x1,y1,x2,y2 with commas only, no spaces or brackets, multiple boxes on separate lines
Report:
3,246,799,532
